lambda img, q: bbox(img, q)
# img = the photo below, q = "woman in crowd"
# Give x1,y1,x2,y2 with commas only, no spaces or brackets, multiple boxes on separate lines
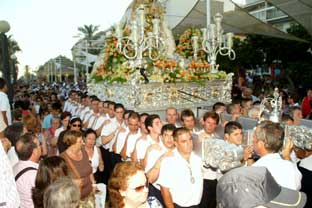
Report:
84,128,104,182
32,156,68,208
55,111,71,139
108,161,160,208
42,117,60,157
43,177,80,208
22,114,38,134
57,117,83,154
61,130,95,202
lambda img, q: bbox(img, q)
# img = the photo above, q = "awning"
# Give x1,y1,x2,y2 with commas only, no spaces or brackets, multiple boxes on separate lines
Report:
266,0,312,36
163,0,306,42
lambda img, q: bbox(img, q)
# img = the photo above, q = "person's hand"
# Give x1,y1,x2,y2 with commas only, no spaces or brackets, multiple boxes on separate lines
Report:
231,113,241,121
103,119,110,126
148,144,162,152
119,126,126,133
282,139,294,160
160,151,174,160
243,145,253,161
99,163,104,172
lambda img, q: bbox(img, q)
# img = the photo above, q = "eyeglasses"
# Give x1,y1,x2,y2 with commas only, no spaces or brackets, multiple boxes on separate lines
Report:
72,124,81,127
130,181,149,192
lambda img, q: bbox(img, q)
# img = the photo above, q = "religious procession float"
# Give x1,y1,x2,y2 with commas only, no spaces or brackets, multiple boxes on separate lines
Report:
88,0,235,112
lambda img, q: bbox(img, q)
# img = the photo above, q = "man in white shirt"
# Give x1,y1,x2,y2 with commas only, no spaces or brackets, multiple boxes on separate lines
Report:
100,103,125,184
166,107,181,127
252,121,302,190
158,127,203,208
117,112,141,161
180,109,199,133
195,111,220,208
132,114,162,166
145,124,176,206
83,97,100,129
0,78,11,127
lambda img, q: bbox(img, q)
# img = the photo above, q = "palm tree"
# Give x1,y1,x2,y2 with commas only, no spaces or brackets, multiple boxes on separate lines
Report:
77,24,100,40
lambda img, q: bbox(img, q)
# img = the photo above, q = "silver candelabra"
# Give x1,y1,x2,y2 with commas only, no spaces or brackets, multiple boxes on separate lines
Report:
115,5,166,69
192,13,236,73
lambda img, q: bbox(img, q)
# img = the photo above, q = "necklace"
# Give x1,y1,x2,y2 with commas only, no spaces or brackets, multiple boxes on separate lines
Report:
187,163,195,184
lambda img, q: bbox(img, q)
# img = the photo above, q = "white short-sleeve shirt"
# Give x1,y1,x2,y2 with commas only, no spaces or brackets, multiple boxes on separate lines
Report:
136,135,158,161
0,92,11,125
157,149,203,207
252,153,302,190
125,130,142,158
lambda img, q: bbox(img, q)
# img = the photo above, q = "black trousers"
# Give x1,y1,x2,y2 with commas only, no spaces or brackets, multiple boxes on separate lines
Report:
100,147,112,185
199,179,217,208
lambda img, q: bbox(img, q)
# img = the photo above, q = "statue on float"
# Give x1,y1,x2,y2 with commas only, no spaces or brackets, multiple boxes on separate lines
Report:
88,0,232,111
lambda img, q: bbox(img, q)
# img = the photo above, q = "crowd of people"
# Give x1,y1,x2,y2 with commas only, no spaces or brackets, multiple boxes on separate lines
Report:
0,76,312,208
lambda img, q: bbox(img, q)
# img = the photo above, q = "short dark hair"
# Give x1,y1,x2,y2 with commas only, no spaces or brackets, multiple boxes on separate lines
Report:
180,109,195,122
213,102,225,112
84,128,97,138
123,110,134,119
4,122,24,146
114,103,125,111
224,121,242,135
128,111,140,121
51,102,62,111
203,111,219,124
16,133,38,161
173,127,190,141
145,114,160,133
0,78,7,89
139,113,149,119
60,111,71,120
255,121,284,153
161,124,176,135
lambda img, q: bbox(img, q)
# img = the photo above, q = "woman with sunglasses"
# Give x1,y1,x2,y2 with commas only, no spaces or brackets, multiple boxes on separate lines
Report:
57,117,83,154
108,161,162,208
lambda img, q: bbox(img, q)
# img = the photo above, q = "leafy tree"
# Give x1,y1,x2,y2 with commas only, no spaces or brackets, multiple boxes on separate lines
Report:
77,24,100,40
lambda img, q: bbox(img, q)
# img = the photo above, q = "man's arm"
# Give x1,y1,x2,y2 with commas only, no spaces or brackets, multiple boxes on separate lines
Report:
1,111,8,126
146,151,173,184
160,186,174,208
120,133,130,160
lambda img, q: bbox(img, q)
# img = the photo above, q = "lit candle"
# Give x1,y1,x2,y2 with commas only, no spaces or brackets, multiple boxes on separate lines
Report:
201,28,207,41
152,18,160,36
131,20,138,43
210,24,216,40
214,13,223,33
115,23,122,38
227,32,234,48
192,36,199,51
137,5,145,28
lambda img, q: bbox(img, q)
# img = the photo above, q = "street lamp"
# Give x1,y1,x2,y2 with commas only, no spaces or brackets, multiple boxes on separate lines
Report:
0,20,13,103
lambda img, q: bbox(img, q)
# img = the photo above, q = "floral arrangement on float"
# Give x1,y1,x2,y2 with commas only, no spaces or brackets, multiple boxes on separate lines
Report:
90,1,227,84
91,27,227,84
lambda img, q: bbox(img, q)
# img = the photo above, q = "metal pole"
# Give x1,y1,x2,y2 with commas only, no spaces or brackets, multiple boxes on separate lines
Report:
73,55,77,84
60,58,62,82
206,0,211,26
85,40,88,77
54,60,56,82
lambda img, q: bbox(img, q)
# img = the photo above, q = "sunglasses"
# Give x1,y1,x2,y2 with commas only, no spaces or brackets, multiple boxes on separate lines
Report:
131,181,149,192
72,124,81,127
